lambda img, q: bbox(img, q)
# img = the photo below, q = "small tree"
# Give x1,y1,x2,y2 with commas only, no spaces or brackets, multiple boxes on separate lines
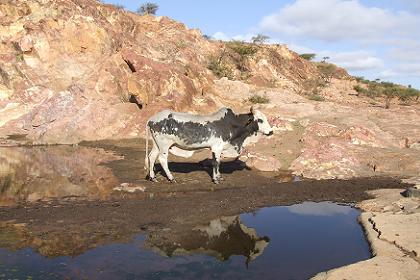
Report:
251,34,270,45
137,2,158,15
321,56,330,63
299,53,316,61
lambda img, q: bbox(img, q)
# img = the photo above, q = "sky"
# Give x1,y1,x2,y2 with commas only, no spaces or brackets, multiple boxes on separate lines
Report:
104,0,420,89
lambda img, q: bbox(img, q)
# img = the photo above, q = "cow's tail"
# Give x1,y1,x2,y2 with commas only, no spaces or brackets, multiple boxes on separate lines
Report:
144,122,150,171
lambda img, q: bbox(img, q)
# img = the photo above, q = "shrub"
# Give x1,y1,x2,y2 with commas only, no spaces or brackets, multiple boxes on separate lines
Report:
299,53,316,61
207,56,233,79
249,94,270,104
302,77,326,95
353,78,420,108
227,40,258,57
317,63,336,83
308,94,325,101
226,40,258,72
137,2,158,15
353,85,367,94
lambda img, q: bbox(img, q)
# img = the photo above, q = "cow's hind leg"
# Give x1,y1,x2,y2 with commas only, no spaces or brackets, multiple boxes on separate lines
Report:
158,142,176,183
147,141,159,182
211,149,222,184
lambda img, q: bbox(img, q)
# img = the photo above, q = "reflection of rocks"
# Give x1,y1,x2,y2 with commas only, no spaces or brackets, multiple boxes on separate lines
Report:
0,146,120,206
145,216,269,264
0,214,269,261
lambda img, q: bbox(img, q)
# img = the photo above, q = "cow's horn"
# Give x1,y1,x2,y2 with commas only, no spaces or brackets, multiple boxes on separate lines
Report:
250,105,256,114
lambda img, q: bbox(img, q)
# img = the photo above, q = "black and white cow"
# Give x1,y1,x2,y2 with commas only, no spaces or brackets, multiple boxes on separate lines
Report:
145,106,273,183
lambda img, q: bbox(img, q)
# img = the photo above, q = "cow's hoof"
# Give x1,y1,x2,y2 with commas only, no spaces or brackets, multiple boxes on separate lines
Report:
147,176,158,182
212,179,220,184
169,178,177,183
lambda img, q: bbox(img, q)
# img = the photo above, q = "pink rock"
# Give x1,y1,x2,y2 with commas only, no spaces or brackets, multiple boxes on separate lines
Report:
242,153,282,172
17,35,33,52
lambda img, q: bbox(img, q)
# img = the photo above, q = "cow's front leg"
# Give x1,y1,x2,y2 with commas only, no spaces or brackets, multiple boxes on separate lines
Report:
211,150,222,184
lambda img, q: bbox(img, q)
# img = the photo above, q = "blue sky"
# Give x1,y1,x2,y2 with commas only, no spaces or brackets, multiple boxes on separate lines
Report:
104,0,420,89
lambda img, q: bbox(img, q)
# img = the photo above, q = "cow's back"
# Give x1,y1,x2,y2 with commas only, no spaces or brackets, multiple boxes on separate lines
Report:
147,108,231,147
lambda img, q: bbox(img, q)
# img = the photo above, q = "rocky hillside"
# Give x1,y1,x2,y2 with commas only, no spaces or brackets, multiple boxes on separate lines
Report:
0,0,350,144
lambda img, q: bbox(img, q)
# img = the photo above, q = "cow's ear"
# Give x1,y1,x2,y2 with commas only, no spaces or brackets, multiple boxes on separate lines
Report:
250,106,256,115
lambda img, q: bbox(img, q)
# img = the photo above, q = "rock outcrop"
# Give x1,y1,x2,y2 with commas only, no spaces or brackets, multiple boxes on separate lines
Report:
0,0,332,144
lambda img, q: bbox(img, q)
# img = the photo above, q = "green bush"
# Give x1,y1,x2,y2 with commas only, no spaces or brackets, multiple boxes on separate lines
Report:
353,78,420,107
317,63,336,83
353,85,367,94
249,94,270,104
308,94,325,101
137,2,158,15
207,56,233,79
299,53,316,61
226,40,258,71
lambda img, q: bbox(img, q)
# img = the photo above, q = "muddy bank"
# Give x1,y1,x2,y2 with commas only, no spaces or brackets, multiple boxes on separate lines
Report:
0,140,412,258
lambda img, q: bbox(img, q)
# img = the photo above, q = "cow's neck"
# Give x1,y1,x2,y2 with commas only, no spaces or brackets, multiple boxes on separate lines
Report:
229,113,259,149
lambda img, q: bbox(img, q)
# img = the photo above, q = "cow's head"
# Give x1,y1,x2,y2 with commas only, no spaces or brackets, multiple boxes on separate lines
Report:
250,106,273,136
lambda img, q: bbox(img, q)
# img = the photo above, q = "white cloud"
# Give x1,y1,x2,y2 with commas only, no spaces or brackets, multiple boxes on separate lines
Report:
378,69,398,79
325,51,384,71
212,31,230,41
389,40,420,62
259,0,419,42
287,202,353,216
395,63,420,77
212,31,259,42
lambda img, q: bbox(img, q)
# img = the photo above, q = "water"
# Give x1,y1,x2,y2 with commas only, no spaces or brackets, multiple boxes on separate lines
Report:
0,202,370,280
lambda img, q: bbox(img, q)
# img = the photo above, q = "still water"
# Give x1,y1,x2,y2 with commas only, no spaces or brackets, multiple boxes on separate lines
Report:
0,202,370,280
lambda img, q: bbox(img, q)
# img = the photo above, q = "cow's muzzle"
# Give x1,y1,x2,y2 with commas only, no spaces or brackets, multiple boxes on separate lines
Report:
265,131,274,136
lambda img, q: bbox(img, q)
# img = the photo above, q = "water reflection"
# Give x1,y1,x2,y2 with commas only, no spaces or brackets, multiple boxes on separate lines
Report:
145,216,269,265
0,146,120,206
0,203,370,280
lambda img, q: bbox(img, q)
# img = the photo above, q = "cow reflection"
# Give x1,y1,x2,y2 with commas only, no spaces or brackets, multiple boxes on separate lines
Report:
145,216,269,265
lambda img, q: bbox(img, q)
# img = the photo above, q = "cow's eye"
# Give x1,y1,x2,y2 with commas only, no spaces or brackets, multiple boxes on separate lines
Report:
258,119,263,123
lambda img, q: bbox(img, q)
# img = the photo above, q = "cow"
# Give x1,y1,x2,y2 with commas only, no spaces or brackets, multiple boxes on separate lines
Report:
144,106,273,184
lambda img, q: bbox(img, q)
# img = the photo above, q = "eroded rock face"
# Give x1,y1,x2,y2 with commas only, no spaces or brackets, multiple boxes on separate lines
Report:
0,0,341,145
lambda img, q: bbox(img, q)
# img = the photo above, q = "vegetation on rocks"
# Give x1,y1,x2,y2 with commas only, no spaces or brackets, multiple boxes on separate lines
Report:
316,63,337,84
308,94,325,102
299,53,316,61
226,40,259,72
207,55,233,79
248,94,270,104
353,79,420,108
207,40,259,79
137,2,158,15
